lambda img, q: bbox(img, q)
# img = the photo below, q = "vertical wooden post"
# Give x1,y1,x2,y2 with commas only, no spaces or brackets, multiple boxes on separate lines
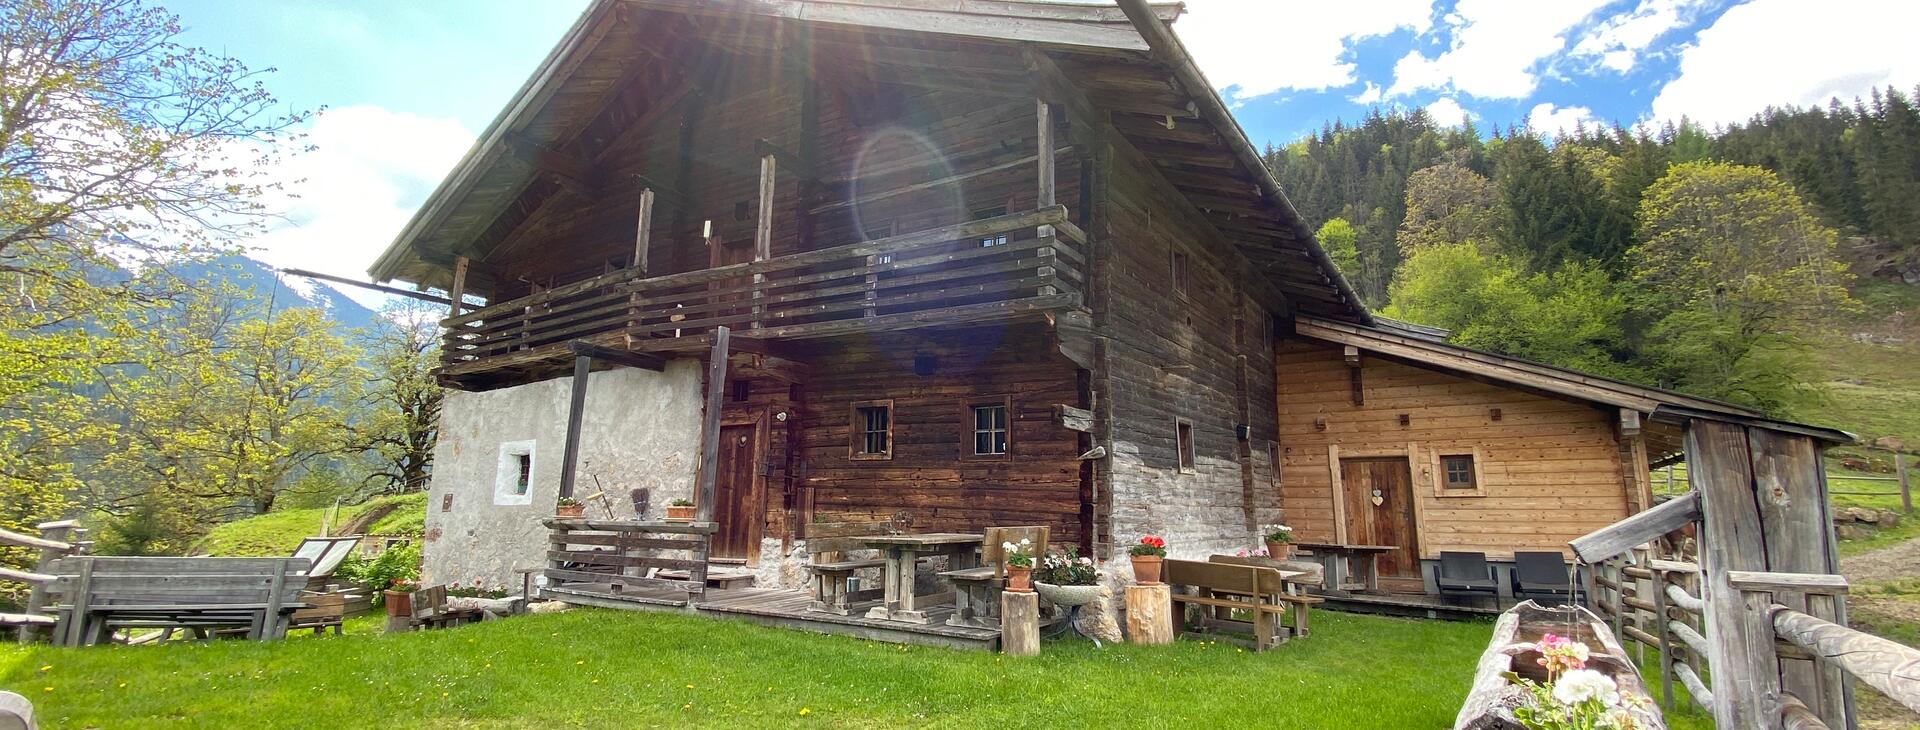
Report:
633,187,654,274
753,154,775,329
1651,564,1675,711
1034,98,1057,296
19,521,75,644
1689,419,1784,729
448,256,469,318
558,354,592,500
1898,452,1912,514
695,327,730,523
1002,589,1040,656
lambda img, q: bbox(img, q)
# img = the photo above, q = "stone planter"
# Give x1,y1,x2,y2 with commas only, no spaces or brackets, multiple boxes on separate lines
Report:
665,504,696,521
1034,581,1105,608
1130,554,1163,585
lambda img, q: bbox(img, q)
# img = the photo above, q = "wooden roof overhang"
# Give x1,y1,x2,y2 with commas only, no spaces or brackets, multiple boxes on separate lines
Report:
1293,316,1854,461
366,0,1372,322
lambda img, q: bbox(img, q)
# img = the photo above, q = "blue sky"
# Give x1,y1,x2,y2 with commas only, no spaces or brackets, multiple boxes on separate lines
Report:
163,0,1920,298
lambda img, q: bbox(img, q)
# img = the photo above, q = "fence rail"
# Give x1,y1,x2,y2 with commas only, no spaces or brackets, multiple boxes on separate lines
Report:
2,521,86,642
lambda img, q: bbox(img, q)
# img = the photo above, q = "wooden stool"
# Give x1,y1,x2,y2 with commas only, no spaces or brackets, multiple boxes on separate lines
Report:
1126,584,1173,645
1001,590,1040,656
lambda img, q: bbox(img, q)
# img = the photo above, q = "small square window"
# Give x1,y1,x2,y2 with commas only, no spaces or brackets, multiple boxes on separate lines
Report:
851,400,893,460
1442,455,1477,489
969,401,1009,456
494,440,536,506
1175,418,1196,473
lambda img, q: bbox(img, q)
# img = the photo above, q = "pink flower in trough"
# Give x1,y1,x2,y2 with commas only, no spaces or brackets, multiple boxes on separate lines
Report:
1535,633,1590,674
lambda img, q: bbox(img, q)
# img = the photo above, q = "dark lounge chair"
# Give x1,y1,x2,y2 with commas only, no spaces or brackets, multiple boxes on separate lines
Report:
1435,551,1499,607
1512,551,1577,605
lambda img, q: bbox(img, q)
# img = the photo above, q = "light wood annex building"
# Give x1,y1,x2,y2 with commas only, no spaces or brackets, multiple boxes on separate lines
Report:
368,0,1849,602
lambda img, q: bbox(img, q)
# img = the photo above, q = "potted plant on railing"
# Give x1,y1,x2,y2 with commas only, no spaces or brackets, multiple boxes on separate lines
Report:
1129,535,1167,585
1033,548,1104,608
383,578,420,618
665,498,696,522
1002,538,1036,592
555,496,585,519
1263,524,1294,559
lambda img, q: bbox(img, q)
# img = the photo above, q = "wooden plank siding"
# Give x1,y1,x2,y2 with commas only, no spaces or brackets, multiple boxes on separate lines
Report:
792,323,1086,545
1275,338,1634,559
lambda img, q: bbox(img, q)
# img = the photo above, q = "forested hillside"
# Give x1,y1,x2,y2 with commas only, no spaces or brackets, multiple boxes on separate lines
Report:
1264,86,1920,429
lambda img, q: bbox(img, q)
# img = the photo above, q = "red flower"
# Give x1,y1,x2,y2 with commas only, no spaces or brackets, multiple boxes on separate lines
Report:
1140,535,1165,548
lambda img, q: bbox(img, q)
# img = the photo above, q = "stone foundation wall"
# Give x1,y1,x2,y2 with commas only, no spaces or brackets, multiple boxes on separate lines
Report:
423,360,704,588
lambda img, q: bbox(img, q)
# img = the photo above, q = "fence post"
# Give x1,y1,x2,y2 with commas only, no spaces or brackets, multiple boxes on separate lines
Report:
1651,564,1675,712
18,520,77,644
1898,453,1911,514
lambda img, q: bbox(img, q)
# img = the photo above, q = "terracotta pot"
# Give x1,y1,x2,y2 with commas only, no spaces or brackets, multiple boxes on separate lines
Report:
1131,554,1164,585
556,503,585,519
665,504,696,521
383,590,413,617
1005,565,1034,592
1266,540,1293,560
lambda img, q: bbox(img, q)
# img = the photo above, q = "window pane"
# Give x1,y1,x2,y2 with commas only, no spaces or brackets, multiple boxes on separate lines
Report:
992,430,1007,454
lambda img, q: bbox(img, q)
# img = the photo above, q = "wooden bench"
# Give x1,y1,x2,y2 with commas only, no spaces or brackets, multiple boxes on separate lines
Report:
44,556,311,646
939,525,1047,629
1164,559,1323,651
804,521,896,615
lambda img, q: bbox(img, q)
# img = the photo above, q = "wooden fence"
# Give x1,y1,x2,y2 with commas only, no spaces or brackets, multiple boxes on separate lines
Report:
1,521,87,642
1584,523,1920,728
1659,448,1913,513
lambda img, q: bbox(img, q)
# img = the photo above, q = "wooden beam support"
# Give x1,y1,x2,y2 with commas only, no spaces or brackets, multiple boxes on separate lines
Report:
694,327,731,523
558,354,593,499
504,131,596,197
632,187,654,273
567,340,666,372
448,256,470,318
1036,98,1058,297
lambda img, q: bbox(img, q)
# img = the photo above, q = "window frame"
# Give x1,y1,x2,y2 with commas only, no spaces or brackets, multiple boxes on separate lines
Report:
972,206,1009,248
849,399,895,461
1175,417,1197,474
1431,447,1489,498
961,395,1013,459
494,440,537,506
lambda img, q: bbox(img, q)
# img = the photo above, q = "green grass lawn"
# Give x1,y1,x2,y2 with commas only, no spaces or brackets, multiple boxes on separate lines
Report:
191,493,427,557
0,607,1711,729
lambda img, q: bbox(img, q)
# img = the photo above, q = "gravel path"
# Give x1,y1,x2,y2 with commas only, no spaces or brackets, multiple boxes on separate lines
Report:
1842,537,1920,587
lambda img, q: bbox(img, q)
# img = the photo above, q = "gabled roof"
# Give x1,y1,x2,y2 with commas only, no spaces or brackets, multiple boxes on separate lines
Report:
365,0,1372,322
1294,315,1853,447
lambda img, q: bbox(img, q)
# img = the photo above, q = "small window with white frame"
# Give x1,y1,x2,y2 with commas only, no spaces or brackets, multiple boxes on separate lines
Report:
495,440,537,505
965,397,1010,457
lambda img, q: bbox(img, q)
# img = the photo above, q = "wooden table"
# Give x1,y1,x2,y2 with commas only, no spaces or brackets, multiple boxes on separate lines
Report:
1291,542,1395,594
1208,554,1320,594
861,533,982,624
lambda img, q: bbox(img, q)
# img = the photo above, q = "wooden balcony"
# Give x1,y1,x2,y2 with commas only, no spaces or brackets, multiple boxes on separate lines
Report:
438,206,1088,382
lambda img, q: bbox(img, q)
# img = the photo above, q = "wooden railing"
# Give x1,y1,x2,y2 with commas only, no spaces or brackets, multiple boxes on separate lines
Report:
2,520,86,642
540,519,716,602
440,206,1088,374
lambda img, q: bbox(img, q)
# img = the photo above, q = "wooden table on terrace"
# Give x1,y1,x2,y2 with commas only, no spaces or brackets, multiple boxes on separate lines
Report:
861,533,982,625
1208,554,1321,594
1290,542,1396,594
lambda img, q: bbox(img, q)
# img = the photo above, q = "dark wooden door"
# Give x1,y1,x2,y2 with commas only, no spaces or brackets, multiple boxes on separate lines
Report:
712,423,761,561
1340,457,1419,581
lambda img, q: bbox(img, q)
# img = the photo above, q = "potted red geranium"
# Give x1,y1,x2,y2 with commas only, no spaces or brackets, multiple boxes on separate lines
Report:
1129,535,1167,584
383,578,420,617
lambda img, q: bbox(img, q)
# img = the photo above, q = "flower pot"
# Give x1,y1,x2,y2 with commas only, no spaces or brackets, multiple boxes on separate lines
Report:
1034,581,1106,608
556,503,585,519
1005,565,1034,592
665,504,696,522
383,590,413,617
1130,554,1163,585
1266,540,1292,560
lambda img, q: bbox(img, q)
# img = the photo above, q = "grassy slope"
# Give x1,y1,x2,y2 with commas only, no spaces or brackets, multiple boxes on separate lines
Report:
1802,278,1920,448
191,493,427,557
0,607,1710,730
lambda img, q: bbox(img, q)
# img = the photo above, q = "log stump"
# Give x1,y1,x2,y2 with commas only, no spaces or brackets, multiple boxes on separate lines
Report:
1002,590,1040,656
1126,584,1173,645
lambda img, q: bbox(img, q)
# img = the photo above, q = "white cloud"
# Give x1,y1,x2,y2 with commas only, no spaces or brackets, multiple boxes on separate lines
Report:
1349,81,1385,105
240,105,473,307
1386,0,1610,99
1569,0,1713,74
1176,0,1434,100
1527,102,1598,134
1427,97,1470,127
1649,0,1920,126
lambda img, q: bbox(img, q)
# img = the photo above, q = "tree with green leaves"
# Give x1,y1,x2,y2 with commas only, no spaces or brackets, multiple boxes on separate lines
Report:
1397,157,1500,253
1314,217,1359,280
356,299,444,496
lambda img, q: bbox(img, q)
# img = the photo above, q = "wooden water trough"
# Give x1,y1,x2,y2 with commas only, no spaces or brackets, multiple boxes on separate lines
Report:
1455,601,1664,730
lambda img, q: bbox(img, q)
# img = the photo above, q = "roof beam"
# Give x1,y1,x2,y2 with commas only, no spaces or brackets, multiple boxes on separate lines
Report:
504,132,598,198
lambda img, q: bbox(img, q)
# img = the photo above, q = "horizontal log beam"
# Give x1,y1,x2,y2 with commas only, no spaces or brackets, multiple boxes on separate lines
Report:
568,340,666,372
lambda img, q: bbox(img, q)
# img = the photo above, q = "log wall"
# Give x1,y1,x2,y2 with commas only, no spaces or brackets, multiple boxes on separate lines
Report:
1275,338,1632,559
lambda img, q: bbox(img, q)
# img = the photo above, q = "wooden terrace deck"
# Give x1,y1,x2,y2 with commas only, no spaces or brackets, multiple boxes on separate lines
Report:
541,583,1007,651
